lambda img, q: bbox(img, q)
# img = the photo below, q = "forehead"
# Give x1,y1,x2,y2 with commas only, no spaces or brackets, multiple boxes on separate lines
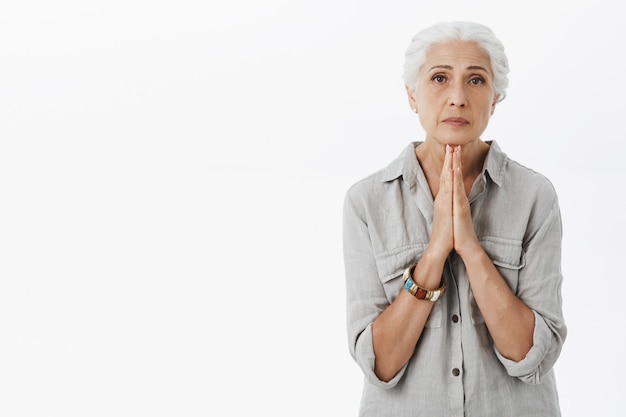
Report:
421,40,492,73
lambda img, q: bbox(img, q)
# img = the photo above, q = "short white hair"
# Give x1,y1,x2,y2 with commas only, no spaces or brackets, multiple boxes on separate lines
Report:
402,21,509,102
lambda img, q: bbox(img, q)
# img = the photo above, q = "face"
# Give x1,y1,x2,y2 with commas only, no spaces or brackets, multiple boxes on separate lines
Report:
407,40,498,147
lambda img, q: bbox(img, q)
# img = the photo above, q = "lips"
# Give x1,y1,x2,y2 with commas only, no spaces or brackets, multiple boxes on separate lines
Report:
442,117,469,126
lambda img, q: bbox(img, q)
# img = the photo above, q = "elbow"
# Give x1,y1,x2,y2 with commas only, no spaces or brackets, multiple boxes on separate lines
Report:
507,340,534,363
504,350,528,364
497,339,534,363
374,360,401,383
498,310,535,362
374,369,395,384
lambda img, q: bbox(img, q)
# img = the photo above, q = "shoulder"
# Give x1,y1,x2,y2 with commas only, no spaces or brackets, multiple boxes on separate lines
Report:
344,143,412,209
496,151,561,233
503,157,558,202
345,167,387,203
488,141,557,200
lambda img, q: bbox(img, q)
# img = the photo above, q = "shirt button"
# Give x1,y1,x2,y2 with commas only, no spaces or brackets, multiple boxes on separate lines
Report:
452,314,459,323
452,368,460,377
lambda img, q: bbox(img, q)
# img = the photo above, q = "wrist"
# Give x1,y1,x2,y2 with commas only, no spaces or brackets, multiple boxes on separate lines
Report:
410,250,447,290
422,245,450,267
455,238,482,262
403,263,446,302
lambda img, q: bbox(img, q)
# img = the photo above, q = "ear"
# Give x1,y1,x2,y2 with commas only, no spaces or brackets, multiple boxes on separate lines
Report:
490,94,499,116
405,84,418,113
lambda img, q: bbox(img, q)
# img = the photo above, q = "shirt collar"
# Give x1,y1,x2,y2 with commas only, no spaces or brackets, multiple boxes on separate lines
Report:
482,140,506,187
380,140,507,187
380,142,419,189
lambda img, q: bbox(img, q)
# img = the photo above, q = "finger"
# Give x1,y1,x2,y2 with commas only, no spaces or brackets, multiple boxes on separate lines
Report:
442,145,452,174
452,146,464,196
453,145,461,172
439,145,453,191
431,145,455,256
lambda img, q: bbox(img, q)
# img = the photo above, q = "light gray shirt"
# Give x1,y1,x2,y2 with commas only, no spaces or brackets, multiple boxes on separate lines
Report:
343,141,566,417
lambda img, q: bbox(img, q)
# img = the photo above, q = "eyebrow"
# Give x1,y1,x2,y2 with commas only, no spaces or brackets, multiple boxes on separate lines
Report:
428,64,489,73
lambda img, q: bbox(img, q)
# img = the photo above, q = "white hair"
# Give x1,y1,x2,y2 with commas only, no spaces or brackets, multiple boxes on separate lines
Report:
402,21,510,102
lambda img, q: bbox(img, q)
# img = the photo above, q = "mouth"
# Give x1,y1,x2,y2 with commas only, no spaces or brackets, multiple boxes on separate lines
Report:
442,117,469,127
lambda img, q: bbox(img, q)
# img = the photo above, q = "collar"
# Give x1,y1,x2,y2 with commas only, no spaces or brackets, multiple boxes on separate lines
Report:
482,140,505,187
380,142,419,189
380,140,507,187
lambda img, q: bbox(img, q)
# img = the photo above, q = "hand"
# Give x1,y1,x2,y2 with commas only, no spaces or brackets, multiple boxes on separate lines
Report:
428,145,455,261
451,146,481,258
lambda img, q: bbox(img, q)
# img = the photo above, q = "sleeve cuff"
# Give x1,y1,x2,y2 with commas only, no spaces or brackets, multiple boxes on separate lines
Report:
355,323,408,389
494,310,552,384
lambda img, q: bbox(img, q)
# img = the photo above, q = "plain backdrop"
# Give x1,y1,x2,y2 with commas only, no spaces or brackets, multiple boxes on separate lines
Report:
1,1,624,416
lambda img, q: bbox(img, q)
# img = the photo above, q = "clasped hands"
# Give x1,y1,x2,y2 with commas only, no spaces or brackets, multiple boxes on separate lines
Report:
429,145,481,262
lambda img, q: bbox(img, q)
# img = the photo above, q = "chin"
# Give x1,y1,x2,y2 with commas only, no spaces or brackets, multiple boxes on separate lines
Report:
439,138,475,147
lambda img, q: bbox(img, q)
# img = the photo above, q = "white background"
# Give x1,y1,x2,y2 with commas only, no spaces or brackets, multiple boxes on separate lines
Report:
1,1,624,416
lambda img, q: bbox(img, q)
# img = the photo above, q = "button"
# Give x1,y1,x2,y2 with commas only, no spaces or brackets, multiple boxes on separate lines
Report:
452,314,459,323
452,368,460,377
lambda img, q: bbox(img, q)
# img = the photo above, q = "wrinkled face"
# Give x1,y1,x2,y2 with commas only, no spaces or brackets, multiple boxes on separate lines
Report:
407,40,498,147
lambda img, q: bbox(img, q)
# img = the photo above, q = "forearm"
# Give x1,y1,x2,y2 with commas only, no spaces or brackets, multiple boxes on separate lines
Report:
372,251,446,381
372,290,432,381
461,246,535,362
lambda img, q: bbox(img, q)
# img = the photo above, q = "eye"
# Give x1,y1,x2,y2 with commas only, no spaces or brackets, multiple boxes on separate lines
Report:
469,76,485,85
432,74,447,84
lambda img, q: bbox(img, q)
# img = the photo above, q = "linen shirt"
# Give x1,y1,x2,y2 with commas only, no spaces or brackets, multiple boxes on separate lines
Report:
343,141,566,417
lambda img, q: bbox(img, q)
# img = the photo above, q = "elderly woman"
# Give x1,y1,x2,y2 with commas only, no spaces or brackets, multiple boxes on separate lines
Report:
343,21,566,416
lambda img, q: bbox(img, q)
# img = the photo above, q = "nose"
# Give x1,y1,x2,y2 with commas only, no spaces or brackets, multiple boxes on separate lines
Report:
448,82,467,107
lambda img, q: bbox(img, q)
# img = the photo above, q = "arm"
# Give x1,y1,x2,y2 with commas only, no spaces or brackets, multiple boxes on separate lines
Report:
344,149,455,383
371,147,456,381
343,190,449,384
496,197,566,382
343,189,399,387
452,147,566,380
452,146,534,360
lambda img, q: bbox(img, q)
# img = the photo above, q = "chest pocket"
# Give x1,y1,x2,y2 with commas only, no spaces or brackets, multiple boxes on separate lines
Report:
374,244,443,328
470,237,526,324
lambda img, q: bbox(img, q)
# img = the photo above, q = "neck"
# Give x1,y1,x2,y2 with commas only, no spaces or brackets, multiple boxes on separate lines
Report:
416,139,488,178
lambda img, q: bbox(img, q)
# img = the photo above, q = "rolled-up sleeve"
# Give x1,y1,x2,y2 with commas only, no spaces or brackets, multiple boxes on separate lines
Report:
342,189,407,388
494,192,567,384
